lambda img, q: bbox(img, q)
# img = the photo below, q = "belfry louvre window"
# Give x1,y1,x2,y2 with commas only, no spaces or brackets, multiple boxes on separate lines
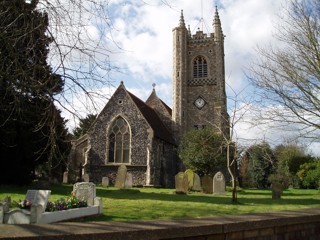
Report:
193,56,208,78
108,116,130,164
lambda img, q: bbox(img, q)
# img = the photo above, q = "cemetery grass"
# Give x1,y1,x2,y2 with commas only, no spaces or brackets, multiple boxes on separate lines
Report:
1,184,320,222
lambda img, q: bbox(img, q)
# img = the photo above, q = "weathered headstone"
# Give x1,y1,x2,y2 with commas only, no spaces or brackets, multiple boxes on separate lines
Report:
3,196,10,212
25,190,51,212
102,177,109,187
63,171,69,184
185,169,194,190
192,173,202,191
125,172,133,188
115,165,127,189
73,182,96,206
202,175,213,194
213,171,226,194
83,173,90,182
175,172,188,194
272,183,283,200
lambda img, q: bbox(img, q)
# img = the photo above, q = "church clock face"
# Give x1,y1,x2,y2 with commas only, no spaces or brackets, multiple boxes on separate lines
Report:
194,96,206,109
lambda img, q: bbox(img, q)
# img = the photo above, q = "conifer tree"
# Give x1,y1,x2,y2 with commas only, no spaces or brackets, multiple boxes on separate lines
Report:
0,0,69,184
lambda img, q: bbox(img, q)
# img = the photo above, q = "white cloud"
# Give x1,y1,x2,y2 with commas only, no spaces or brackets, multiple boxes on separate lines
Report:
52,0,320,154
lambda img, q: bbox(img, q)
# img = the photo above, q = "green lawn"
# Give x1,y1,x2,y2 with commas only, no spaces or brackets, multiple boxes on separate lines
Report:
1,184,320,222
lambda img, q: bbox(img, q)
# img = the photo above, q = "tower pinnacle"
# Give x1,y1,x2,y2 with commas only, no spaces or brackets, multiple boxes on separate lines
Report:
179,10,185,27
213,6,223,41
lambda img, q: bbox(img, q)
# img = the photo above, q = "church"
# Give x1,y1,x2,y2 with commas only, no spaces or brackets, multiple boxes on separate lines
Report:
69,8,229,188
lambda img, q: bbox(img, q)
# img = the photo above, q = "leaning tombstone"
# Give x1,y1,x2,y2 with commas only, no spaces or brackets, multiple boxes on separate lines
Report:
73,182,96,206
63,171,69,184
125,172,133,188
26,190,51,212
185,169,194,190
115,165,127,189
175,172,188,194
192,173,202,191
213,171,226,194
102,177,109,187
202,175,213,194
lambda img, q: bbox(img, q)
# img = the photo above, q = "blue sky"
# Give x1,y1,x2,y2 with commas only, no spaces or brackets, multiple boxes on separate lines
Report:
54,0,320,155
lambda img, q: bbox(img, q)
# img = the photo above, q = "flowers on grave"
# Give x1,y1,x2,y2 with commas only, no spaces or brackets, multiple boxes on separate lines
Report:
19,199,32,209
45,193,87,212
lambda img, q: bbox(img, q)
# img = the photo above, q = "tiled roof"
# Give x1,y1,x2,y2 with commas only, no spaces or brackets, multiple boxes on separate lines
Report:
127,91,176,145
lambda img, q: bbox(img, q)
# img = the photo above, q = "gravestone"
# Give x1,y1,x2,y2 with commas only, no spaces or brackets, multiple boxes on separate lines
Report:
272,183,283,200
83,173,90,182
192,173,202,191
0,204,3,224
125,172,133,188
175,172,188,194
73,182,96,206
115,165,127,189
25,190,51,212
63,171,68,183
202,175,213,194
185,169,194,190
213,171,226,194
102,177,109,187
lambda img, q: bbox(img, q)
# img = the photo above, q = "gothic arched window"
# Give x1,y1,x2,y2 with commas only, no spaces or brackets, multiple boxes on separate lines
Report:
193,56,208,78
108,116,130,164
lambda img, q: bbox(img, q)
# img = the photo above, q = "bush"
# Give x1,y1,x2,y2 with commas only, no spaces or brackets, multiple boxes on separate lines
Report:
297,161,320,189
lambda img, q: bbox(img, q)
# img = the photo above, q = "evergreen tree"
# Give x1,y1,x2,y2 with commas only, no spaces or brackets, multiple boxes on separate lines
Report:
0,0,69,184
246,142,276,189
178,128,227,175
73,114,97,138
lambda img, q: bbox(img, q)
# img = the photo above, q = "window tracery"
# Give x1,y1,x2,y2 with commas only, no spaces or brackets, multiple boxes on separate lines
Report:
108,116,130,164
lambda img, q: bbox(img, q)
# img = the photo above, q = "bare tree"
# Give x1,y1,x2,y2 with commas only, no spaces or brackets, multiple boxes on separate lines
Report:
248,0,320,140
224,86,253,202
0,0,173,181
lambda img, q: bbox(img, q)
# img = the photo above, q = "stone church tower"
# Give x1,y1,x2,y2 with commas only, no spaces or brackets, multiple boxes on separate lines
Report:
172,8,229,142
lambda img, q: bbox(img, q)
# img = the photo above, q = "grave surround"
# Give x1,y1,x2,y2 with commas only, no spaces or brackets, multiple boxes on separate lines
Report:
1,183,102,224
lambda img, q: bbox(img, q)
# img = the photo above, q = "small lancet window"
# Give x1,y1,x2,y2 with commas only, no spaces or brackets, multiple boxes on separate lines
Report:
108,116,130,164
193,56,208,78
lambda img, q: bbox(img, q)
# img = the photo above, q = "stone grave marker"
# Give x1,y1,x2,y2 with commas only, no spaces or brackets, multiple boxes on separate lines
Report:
213,171,226,194
125,172,133,188
102,177,109,187
272,183,283,200
0,204,3,224
63,171,68,184
25,190,51,212
175,172,188,194
202,175,213,194
83,173,90,182
115,165,127,189
192,173,202,191
185,169,194,190
73,182,96,206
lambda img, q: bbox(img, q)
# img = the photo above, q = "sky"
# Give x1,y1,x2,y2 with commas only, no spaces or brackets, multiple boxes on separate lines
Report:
56,0,320,155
